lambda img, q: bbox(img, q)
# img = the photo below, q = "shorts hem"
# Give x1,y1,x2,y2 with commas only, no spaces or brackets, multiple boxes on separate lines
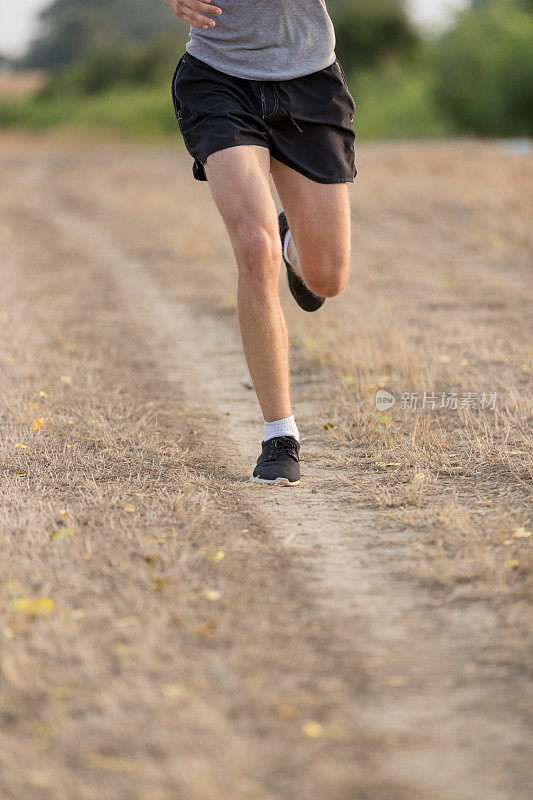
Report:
270,151,356,184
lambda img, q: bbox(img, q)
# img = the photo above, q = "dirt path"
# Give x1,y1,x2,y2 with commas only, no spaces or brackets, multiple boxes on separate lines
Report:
1,136,531,800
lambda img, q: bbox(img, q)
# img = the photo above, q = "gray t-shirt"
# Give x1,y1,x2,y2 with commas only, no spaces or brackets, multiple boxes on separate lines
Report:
185,1,336,81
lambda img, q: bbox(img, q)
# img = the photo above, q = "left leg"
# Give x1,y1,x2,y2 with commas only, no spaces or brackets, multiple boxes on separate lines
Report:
270,157,352,298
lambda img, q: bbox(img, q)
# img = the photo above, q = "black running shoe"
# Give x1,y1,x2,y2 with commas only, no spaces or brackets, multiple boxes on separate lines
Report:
250,435,301,486
278,211,325,313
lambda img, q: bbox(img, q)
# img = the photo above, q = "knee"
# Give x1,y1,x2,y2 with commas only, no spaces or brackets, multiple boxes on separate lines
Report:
304,255,350,298
234,221,282,293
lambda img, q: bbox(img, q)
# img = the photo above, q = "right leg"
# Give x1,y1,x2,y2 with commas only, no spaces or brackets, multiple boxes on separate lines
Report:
204,145,291,423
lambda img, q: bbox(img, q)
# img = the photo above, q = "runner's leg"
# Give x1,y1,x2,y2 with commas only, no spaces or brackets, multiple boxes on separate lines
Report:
204,145,292,423
271,157,352,298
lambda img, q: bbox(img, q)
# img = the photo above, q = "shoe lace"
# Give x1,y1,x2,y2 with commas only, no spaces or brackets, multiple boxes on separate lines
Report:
266,436,299,462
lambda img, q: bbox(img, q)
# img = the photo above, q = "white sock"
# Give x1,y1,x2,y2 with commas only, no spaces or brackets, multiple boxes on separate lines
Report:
264,415,299,442
283,229,293,266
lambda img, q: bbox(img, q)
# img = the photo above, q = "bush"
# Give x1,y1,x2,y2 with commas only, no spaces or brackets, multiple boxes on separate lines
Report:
432,0,533,136
351,64,450,140
39,37,186,98
0,86,177,137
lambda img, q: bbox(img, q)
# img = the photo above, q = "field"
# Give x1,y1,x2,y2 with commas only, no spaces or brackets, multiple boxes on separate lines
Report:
0,134,531,800
0,71,47,99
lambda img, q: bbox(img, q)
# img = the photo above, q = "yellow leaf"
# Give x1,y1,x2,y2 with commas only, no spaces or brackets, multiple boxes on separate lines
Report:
302,721,324,738
32,402,38,411
63,341,78,352
123,505,136,513
439,354,451,364
32,418,44,431
161,683,185,697
512,527,531,539
26,770,51,788
200,589,221,602
13,443,28,449
52,527,75,541
460,358,469,367
59,509,68,516
10,597,55,616
60,375,71,385
505,559,520,570
377,412,391,424
196,547,225,563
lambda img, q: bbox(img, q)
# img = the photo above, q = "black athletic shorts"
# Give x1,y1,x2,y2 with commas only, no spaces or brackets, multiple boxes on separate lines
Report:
171,52,356,184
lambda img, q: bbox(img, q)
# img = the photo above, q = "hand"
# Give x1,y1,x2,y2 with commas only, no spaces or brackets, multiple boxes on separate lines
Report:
164,0,222,30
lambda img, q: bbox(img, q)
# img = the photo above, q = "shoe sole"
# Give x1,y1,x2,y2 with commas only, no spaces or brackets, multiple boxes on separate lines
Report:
249,476,301,486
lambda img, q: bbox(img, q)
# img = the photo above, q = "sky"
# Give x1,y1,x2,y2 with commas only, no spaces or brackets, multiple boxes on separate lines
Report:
0,0,469,58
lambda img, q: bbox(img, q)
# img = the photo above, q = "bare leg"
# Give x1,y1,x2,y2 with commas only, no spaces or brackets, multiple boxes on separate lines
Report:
271,157,352,298
204,145,291,422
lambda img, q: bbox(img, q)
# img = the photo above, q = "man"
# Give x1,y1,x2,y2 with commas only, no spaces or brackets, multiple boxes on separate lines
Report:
166,0,356,485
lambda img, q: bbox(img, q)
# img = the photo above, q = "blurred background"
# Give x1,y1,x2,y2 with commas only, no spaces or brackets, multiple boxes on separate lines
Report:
0,0,532,141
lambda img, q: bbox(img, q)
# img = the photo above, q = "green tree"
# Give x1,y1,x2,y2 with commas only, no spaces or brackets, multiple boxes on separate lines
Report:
330,0,420,74
21,0,186,69
433,0,533,135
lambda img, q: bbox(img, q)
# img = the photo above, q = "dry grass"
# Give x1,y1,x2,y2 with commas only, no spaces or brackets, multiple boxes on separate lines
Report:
299,142,533,604
0,134,531,799
0,145,397,800
47,135,532,606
